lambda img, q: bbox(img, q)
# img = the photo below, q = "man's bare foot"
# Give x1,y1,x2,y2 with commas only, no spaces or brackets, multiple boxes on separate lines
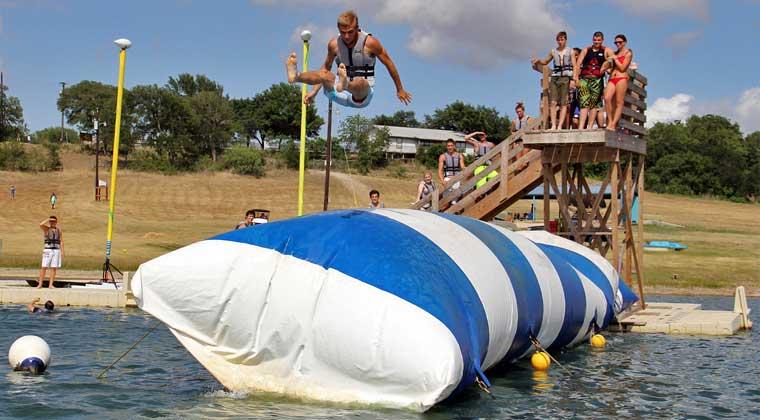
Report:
48,284,55,289
336,64,348,92
286,52,299,83
36,284,42,289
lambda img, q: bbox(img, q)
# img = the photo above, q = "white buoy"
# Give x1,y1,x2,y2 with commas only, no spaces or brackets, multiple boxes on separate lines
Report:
8,336,51,375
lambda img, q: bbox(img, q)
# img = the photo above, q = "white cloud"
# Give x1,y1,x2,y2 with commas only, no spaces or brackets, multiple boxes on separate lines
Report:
665,31,702,57
647,94,694,127
736,87,760,133
253,0,568,69
648,89,760,134
610,0,710,21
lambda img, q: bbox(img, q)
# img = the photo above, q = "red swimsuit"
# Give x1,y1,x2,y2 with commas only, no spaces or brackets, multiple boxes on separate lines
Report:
609,55,628,85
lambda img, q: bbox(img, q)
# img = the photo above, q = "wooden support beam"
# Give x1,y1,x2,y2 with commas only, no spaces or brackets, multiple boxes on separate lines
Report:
627,82,647,98
624,156,634,289
621,106,647,124
543,163,551,230
628,70,648,85
636,158,646,306
618,119,647,137
610,152,621,274
624,94,647,110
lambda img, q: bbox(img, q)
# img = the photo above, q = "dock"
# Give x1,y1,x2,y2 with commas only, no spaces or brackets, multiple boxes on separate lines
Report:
0,272,137,308
613,287,753,336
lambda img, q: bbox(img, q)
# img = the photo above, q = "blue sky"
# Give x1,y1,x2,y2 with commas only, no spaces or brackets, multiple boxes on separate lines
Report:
1,0,758,134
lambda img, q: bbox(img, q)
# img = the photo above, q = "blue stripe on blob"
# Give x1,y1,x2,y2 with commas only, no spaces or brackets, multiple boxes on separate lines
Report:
436,213,543,362
212,210,489,395
535,244,587,349
540,244,615,327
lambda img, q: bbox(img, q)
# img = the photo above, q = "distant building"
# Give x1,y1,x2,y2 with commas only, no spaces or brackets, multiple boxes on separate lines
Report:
372,125,473,159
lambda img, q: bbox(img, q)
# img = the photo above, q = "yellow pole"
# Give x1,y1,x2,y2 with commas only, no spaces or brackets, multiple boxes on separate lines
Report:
105,42,129,260
297,38,310,216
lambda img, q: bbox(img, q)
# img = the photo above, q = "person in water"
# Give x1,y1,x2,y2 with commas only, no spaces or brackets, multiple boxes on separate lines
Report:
602,34,633,131
286,10,412,109
28,298,55,313
37,216,63,289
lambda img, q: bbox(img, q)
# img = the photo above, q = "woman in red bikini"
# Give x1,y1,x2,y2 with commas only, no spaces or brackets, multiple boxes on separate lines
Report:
602,34,633,131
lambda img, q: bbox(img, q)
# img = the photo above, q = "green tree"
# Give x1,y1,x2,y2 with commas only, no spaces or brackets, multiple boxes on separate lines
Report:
189,91,236,162
646,116,747,198
373,110,420,127
58,80,136,154
740,131,760,201
31,127,80,144
166,73,224,96
235,83,323,150
339,115,388,174
424,101,511,143
416,144,447,169
130,84,198,165
0,84,26,141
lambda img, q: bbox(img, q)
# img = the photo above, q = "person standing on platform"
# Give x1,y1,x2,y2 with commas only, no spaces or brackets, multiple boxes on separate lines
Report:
532,31,577,130
575,31,614,129
37,216,63,289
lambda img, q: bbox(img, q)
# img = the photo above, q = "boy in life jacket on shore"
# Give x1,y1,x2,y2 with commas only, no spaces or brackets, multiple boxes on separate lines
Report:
286,10,412,109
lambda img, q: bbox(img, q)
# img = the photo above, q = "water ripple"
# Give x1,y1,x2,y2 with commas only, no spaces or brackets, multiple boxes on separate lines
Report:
1,296,759,418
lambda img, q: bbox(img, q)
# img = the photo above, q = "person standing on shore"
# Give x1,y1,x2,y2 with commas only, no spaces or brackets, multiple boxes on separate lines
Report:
50,192,57,210
10,185,16,200
37,216,63,289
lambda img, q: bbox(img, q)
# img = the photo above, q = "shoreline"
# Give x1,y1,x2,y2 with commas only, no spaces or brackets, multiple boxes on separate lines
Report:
2,267,756,298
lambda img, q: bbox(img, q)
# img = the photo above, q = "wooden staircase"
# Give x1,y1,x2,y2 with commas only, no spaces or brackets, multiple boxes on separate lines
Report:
412,117,556,220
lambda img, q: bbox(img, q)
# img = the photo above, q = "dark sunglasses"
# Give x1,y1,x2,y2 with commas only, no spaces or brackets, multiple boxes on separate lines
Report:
614,40,625,44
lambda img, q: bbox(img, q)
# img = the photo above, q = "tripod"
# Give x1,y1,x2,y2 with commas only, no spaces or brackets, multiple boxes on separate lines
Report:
102,257,122,289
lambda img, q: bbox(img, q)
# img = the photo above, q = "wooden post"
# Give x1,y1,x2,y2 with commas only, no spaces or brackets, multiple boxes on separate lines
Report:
624,156,634,287
636,157,646,306
431,183,439,212
543,163,551,230
499,139,510,199
323,100,333,211
610,152,620,275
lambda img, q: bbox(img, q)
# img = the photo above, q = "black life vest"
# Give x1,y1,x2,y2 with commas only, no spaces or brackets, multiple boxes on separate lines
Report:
44,227,61,249
580,46,606,78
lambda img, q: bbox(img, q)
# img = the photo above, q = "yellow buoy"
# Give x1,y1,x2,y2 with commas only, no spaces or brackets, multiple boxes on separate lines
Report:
590,334,606,348
531,351,551,371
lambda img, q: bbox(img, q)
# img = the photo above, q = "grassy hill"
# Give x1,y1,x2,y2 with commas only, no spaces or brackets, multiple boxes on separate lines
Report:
1,147,758,293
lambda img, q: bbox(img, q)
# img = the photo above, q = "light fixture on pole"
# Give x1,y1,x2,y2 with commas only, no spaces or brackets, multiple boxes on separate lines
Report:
297,30,311,216
102,37,131,287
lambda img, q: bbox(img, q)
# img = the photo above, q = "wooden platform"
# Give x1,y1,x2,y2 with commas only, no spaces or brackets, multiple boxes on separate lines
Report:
614,289,753,336
0,273,137,308
522,129,646,155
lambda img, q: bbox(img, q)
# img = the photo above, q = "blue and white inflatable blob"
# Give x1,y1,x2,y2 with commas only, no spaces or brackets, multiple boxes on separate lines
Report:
9,335,51,375
132,209,637,411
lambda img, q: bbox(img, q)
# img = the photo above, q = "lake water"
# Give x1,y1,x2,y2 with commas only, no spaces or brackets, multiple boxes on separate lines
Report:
2,295,759,419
